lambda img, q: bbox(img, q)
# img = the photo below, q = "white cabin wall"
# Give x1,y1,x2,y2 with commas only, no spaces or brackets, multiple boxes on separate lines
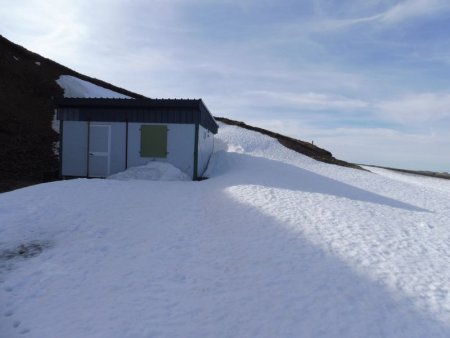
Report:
197,125,214,177
127,123,195,178
108,122,126,175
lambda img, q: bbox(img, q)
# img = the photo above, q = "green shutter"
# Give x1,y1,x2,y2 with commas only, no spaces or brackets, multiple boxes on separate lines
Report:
140,125,168,158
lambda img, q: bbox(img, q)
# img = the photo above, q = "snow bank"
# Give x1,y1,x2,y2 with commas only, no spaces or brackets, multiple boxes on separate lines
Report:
1,123,449,337
56,75,130,99
107,162,190,181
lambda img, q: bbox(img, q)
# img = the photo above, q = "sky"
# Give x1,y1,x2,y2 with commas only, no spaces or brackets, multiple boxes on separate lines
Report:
1,0,450,171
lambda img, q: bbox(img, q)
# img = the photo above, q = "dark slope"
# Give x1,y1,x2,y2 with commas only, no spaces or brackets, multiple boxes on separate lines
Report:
215,117,363,170
0,35,145,192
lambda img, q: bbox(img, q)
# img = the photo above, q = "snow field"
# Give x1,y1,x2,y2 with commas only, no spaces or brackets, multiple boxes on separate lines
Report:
0,123,449,337
214,124,450,321
362,165,450,194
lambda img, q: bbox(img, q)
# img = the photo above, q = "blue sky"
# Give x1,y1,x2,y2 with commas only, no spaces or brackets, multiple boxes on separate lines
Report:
1,0,450,171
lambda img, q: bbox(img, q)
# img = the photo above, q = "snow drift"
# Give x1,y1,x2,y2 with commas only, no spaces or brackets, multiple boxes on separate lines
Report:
1,123,449,337
108,162,190,181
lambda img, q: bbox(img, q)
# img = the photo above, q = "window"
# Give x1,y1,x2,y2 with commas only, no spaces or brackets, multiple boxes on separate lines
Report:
140,125,168,158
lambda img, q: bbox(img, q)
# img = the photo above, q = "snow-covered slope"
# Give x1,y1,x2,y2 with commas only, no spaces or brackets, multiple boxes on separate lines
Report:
362,165,450,194
56,75,131,99
1,123,449,337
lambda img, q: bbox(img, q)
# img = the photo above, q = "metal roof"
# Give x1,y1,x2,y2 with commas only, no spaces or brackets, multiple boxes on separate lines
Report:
54,98,219,134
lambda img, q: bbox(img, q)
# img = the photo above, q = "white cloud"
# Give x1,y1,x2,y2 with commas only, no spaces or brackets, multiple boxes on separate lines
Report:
0,0,88,61
305,0,450,32
245,91,369,111
380,0,448,23
245,118,450,172
377,93,450,124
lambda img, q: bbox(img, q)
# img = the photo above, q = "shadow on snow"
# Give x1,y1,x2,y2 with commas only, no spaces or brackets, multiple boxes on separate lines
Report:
207,151,430,213
184,170,447,337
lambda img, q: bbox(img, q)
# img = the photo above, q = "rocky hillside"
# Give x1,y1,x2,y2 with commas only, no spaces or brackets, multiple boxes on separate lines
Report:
1,35,362,193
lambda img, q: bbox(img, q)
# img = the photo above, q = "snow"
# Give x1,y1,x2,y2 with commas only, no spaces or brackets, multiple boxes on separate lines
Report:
108,161,190,181
13,56,19,61
1,123,449,337
56,75,131,99
34,61,40,66
362,165,450,194
52,75,132,153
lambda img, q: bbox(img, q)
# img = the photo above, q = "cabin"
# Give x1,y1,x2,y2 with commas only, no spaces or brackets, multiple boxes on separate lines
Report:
54,98,218,180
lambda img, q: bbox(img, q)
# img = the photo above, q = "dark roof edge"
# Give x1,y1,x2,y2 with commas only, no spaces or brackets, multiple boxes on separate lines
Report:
198,99,219,133
55,97,219,134
54,97,203,109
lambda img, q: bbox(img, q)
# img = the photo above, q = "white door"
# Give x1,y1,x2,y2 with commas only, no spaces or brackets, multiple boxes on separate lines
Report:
88,124,111,177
